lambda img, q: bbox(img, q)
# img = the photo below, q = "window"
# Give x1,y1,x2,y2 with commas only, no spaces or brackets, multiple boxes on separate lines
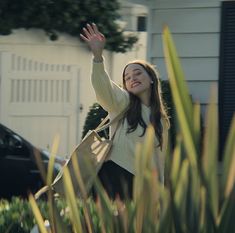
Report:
219,1,235,159
137,16,147,31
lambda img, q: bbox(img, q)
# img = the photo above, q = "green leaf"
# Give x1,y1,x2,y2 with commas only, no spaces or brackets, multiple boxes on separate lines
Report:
50,197,70,233
170,135,182,192
47,134,60,185
193,103,201,151
133,125,157,233
202,88,218,220
218,187,235,233
62,166,83,233
92,176,115,232
199,186,206,232
221,115,235,199
162,26,198,168
157,187,172,233
28,194,48,233
70,154,94,233
171,160,189,233
174,159,189,220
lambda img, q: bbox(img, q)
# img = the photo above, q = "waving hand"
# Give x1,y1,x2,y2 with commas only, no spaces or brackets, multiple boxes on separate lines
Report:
80,23,106,62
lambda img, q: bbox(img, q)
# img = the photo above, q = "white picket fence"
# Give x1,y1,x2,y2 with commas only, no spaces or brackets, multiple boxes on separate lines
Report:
0,51,80,156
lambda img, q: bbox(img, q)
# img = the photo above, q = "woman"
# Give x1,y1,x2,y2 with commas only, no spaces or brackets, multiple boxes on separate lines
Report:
80,23,169,199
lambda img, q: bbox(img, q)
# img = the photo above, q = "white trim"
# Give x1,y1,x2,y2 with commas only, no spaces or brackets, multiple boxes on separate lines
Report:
150,1,221,10
128,0,222,8
127,0,149,6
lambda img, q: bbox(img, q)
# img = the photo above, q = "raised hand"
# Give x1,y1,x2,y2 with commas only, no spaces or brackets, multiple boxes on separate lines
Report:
80,23,106,62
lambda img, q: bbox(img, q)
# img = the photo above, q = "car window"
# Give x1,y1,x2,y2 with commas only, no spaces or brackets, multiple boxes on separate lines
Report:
8,135,23,148
0,125,29,157
0,138,4,146
0,126,7,148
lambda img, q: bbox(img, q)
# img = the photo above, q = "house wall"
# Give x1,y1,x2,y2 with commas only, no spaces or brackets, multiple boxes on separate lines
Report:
119,0,148,31
129,0,223,119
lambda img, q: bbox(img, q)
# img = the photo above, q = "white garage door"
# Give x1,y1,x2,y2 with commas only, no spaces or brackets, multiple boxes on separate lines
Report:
0,51,80,156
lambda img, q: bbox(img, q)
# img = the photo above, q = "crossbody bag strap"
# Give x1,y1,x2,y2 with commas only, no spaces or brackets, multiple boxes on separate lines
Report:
95,115,109,130
95,108,127,133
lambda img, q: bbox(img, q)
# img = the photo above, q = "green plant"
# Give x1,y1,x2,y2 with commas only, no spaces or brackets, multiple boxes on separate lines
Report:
162,26,234,233
0,197,48,233
4,26,234,233
0,0,138,52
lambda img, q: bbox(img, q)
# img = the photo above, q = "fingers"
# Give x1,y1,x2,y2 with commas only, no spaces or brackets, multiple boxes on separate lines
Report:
92,23,105,40
80,23,105,42
92,23,99,34
87,23,95,35
81,27,91,39
83,23,96,38
80,23,96,41
80,33,88,41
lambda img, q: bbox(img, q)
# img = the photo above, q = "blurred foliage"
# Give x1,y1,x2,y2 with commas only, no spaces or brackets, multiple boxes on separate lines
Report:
0,197,45,233
0,0,138,52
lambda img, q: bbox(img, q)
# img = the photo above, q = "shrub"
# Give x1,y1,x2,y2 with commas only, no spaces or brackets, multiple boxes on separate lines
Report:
82,103,108,139
0,0,138,53
0,197,43,233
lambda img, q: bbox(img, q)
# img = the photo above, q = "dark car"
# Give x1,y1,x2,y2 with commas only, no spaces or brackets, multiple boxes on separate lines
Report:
0,123,64,199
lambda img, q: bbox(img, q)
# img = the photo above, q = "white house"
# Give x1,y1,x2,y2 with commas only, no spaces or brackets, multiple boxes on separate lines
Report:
127,0,235,154
0,2,147,156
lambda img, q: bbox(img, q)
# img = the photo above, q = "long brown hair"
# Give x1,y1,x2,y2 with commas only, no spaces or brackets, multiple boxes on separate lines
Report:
122,60,169,150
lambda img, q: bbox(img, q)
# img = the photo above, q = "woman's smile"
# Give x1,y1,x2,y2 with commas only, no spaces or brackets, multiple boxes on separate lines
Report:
131,81,141,88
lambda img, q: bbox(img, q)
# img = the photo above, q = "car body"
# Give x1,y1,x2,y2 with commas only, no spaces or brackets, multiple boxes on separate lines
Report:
0,123,64,199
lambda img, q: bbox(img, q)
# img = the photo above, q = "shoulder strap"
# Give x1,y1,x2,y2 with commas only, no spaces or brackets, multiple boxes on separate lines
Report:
95,108,127,133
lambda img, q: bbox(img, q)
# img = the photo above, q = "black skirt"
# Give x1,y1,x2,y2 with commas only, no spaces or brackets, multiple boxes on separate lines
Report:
93,160,134,200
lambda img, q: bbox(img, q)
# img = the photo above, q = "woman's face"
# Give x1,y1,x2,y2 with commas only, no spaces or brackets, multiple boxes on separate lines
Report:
123,63,152,97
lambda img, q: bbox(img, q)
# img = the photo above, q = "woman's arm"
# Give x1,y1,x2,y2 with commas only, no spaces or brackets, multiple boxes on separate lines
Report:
91,61,129,113
81,23,129,113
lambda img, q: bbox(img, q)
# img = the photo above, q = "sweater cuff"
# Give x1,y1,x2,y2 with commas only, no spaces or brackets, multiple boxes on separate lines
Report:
92,56,104,63
92,59,105,75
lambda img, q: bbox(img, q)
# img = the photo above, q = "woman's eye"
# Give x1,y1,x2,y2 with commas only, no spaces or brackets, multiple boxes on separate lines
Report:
125,77,131,81
135,72,141,76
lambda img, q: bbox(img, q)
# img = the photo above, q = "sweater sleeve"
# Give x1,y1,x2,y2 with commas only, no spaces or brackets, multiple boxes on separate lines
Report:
91,61,129,113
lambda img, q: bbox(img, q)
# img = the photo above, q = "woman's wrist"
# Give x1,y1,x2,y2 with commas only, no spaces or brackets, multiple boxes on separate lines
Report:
93,55,103,63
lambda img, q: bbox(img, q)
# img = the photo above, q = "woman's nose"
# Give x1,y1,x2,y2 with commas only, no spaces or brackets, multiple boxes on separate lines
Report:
130,75,137,81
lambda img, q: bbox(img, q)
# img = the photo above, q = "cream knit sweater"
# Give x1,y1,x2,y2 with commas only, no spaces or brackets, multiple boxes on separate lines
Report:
91,61,168,183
